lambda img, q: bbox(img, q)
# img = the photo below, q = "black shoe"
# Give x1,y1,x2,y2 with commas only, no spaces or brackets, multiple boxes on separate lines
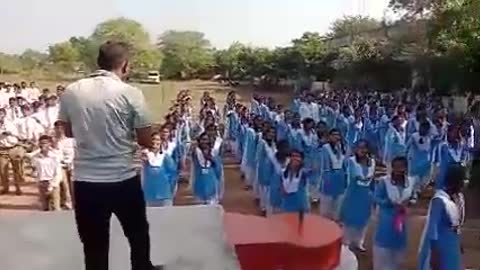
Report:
152,265,165,270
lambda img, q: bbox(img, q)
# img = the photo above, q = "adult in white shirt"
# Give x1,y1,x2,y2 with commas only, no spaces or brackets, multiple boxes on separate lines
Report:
299,93,320,123
18,81,29,100
35,94,59,133
57,41,162,270
6,97,24,122
0,85,15,109
0,108,24,195
27,81,41,102
31,135,63,211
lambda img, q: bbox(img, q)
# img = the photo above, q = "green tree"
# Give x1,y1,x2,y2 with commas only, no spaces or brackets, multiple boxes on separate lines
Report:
0,53,23,74
291,32,330,80
327,15,381,38
69,36,98,71
131,48,163,72
90,17,150,47
214,42,247,80
19,49,48,70
158,31,214,79
90,17,161,72
48,41,80,70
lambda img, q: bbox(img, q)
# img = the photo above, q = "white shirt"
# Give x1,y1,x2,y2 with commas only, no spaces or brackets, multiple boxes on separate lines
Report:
41,105,59,131
58,70,151,183
15,116,44,141
31,151,63,187
6,106,23,122
0,119,19,148
27,87,41,102
299,102,319,123
145,150,166,166
56,137,76,166
0,91,9,108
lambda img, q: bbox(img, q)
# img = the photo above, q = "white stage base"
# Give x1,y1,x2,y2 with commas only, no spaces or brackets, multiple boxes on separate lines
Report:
337,247,358,270
0,206,240,270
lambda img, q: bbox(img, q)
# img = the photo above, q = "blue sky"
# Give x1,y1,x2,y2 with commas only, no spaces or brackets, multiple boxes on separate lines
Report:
1,0,391,54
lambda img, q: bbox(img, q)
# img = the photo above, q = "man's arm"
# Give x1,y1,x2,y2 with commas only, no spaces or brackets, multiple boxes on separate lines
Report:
131,88,152,148
57,89,73,138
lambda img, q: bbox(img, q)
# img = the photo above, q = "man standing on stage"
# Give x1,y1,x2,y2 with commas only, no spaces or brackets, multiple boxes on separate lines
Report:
57,41,163,270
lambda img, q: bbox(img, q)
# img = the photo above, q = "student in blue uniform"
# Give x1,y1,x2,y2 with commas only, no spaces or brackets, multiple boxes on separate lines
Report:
286,113,301,150
142,131,177,207
225,103,240,156
378,106,395,160
339,140,375,252
373,156,414,270
433,124,469,190
430,112,449,154
276,109,292,142
206,123,224,200
418,164,465,270
255,125,277,215
266,140,290,216
250,93,260,116
309,121,329,203
240,116,262,189
346,109,364,152
364,108,380,157
319,128,347,220
191,133,222,205
280,149,310,213
406,121,433,203
165,123,183,194
383,115,407,172
406,104,430,140
336,105,351,139
299,118,319,203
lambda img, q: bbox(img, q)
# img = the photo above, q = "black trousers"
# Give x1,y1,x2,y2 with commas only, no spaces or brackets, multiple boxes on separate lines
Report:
74,175,153,270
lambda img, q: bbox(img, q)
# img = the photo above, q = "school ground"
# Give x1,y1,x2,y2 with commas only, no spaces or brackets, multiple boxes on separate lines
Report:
0,79,479,270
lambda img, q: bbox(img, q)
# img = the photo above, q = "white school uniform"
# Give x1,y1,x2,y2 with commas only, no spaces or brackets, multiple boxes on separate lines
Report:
0,119,19,148
56,137,76,169
27,87,41,102
6,106,23,122
34,105,59,132
299,102,320,123
31,151,63,189
15,116,45,142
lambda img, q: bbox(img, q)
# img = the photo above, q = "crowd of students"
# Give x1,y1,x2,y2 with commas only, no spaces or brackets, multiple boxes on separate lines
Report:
1,78,473,269
0,81,74,210
139,86,471,269
222,89,470,270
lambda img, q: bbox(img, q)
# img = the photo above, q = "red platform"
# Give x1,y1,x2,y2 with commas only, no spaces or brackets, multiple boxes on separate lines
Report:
224,213,343,270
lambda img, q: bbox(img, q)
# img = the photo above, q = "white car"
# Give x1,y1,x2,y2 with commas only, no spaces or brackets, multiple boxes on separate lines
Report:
144,71,161,84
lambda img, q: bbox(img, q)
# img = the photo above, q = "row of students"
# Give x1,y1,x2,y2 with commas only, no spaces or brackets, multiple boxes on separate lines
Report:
240,124,465,269
141,90,225,206
232,90,469,269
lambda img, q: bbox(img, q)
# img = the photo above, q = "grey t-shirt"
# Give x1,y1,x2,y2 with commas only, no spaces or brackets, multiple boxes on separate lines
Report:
58,70,150,183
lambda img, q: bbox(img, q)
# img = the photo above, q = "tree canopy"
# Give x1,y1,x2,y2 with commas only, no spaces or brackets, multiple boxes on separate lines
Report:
1,10,479,92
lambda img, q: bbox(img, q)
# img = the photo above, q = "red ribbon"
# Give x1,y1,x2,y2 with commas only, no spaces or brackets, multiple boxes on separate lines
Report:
394,206,406,233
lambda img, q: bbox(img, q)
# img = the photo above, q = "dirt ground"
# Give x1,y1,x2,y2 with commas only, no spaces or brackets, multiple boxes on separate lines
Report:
0,79,479,269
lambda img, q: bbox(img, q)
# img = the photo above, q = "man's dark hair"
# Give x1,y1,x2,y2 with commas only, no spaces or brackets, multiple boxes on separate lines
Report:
97,41,130,70
38,134,53,142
